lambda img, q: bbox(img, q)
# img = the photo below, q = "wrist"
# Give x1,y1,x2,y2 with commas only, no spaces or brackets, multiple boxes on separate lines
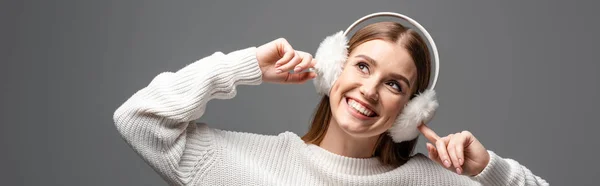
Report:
472,150,491,176
470,150,513,185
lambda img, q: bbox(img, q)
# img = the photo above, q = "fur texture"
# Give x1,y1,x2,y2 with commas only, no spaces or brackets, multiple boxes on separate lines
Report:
313,31,438,143
312,31,348,95
388,89,438,143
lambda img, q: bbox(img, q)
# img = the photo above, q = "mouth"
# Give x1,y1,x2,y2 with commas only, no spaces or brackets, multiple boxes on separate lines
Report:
344,97,379,119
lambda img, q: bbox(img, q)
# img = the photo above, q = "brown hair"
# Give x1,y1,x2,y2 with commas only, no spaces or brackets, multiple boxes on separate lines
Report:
302,22,432,167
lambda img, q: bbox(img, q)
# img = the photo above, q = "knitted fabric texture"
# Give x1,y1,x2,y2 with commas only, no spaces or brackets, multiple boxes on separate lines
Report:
113,47,549,186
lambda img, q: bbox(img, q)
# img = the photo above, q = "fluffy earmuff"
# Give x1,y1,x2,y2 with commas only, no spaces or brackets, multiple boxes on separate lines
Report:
312,30,439,143
312,31,348,95
388,89,438,142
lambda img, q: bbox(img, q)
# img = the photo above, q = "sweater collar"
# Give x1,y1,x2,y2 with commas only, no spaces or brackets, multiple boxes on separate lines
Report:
306,144,395,176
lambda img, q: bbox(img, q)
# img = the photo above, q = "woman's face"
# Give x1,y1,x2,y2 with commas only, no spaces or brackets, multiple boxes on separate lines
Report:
329,39,417,139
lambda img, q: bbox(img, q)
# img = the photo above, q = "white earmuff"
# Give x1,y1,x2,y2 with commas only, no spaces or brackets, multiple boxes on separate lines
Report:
311,12,440,143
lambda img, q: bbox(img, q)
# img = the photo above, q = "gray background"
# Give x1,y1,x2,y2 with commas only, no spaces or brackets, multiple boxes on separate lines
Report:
1,0,597,185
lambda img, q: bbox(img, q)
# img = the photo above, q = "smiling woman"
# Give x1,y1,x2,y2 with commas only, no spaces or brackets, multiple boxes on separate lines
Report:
113,13,549,185
304,22,430,166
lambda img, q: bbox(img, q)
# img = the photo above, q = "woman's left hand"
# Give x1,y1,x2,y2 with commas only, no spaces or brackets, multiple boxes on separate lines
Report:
418,124,490,176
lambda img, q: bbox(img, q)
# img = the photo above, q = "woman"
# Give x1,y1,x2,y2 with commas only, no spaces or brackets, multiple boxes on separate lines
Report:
113,22,548,185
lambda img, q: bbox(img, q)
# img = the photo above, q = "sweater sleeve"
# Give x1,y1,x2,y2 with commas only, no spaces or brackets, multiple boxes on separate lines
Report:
470,150,549,186
112,47,262,185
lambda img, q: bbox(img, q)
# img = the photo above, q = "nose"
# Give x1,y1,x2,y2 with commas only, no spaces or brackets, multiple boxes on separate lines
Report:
360,79,379,102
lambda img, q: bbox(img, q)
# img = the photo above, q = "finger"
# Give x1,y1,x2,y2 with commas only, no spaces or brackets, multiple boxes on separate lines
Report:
436,136,452,168
455,166,463,175
447,133,461,169
426,142,443,165
277,51,302,73
309,58,317,69
456,131,471,166
285,71,317,84
418,124,441,144
275,49,295,69
274,39,295,68
293,52,313,73
448,133,466,175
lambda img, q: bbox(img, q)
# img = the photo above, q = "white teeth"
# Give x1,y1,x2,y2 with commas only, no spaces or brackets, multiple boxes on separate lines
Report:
348,98,374,117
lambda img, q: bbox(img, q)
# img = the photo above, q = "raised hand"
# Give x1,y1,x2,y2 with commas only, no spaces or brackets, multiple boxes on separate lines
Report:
256,38,317,84
418,124,490,176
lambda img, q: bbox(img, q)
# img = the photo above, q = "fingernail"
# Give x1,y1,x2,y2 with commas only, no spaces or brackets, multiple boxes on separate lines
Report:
276,69,282,74
443,160,451,168
459,158,463,166
294,66,302,72
456,167,462,175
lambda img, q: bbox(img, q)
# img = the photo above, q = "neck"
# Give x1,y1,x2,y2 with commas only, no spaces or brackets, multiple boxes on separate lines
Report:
318,119,381,158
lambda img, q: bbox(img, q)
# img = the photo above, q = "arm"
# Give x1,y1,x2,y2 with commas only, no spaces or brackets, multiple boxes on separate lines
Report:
113,38,316,185
470,150,549,186
112,47,262,185
419,126,549,186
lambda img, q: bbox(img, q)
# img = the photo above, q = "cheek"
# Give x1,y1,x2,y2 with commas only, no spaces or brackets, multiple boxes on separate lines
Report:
330,80,340,95
382,96,409,120
331,69,353,95
329,76,346,109
329,71,355,119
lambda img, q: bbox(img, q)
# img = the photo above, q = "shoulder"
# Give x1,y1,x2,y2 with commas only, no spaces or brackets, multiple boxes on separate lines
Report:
194,122,306,150
397,153,478,185
407,153,438,165
404,153,452,173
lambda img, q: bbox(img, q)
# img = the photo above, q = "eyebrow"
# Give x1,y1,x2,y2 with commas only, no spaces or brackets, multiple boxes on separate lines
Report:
356,54,412,88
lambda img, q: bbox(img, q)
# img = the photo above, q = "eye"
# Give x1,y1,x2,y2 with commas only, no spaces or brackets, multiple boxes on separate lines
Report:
386,81,403,93
356,62,369,74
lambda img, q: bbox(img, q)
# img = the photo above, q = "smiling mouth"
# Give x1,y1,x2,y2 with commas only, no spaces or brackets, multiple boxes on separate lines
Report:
345,97,378,117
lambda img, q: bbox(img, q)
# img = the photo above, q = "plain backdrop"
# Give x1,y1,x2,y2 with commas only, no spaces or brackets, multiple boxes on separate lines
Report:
1,0,598,185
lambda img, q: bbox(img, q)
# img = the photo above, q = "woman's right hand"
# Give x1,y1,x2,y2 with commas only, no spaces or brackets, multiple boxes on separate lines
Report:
256,38,317,84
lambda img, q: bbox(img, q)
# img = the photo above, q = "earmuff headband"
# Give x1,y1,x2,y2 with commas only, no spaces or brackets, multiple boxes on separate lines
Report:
312,12,440,143
343,12,440,90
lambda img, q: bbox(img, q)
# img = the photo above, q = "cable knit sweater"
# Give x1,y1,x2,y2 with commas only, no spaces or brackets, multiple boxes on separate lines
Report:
113,47,549,185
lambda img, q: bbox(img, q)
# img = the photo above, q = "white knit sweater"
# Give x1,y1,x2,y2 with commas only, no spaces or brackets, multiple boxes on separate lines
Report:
113,47,549,185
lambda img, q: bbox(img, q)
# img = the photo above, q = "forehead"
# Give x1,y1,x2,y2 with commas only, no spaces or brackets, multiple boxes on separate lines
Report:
349,39,417,80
